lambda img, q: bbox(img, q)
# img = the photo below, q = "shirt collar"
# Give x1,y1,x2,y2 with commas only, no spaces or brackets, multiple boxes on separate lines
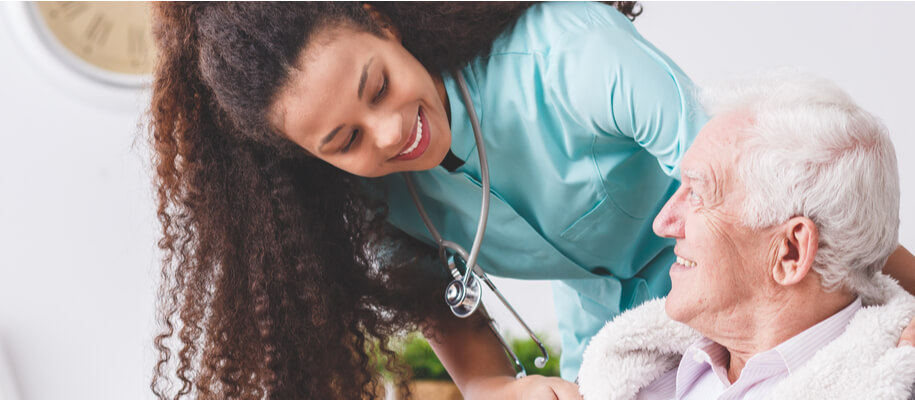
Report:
676,337,730,397
674,297,862,397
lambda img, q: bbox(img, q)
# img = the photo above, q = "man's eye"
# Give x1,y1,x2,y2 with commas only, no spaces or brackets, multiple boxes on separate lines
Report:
372,76,388,103
687,189,702,205
341,129,359,153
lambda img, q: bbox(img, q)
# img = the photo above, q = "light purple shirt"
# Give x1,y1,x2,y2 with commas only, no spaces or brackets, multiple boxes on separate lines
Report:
637,298,862,400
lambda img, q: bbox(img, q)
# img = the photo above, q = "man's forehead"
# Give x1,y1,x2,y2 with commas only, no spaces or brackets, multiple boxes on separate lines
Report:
705,112,752,144
688,113,751,155
680,112,752,184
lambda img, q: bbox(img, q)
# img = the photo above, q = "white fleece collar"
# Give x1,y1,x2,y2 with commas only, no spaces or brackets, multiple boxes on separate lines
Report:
578,274,915,400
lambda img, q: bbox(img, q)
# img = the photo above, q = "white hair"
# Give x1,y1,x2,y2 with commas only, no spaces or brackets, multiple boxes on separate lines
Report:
698,70,900,303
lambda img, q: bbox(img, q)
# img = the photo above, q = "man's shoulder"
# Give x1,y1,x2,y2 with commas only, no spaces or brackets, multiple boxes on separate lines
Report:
768,279,915,398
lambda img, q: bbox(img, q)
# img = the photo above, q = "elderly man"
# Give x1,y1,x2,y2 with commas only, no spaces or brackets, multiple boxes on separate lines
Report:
577,73,915,400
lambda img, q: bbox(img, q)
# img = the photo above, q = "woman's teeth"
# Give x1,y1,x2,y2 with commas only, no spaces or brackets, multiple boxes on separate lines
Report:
399,114,423,156
677,256,697,268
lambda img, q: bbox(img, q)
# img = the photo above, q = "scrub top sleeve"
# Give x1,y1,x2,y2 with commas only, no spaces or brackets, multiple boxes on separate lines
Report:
546,27,706,177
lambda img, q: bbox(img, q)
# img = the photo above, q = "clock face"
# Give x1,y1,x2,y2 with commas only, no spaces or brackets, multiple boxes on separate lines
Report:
33,1,156,79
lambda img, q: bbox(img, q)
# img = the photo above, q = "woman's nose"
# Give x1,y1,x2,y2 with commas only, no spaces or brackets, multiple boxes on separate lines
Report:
653,188,686,239
368,111,403,151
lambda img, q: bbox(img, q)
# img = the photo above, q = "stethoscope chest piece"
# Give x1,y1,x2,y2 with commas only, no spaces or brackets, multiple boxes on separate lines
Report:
444,254,482,318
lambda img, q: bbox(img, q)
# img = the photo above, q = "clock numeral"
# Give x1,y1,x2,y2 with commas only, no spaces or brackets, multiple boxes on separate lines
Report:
128,26,146,55
57,2,88,21
85,13,113,46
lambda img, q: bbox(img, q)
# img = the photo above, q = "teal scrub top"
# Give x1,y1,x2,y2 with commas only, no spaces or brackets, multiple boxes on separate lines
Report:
380,2,708,380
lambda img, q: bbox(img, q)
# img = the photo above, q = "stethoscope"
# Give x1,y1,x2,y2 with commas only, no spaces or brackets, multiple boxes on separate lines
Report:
402,70,549,378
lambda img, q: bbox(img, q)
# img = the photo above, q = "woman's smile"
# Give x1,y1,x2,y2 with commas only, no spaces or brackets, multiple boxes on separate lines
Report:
393,107,431,161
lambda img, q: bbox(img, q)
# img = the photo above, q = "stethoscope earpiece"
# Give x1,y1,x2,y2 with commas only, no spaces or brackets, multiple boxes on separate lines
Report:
534,356,547,369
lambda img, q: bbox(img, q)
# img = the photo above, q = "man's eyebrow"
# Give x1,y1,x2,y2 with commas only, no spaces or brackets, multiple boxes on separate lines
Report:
357,57,374,100
319,124,345,150
683,167,723,200
682,168,709,185
682,168,715,192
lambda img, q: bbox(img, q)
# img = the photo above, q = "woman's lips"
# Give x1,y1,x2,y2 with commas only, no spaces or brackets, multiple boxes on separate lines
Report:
393,107,431,161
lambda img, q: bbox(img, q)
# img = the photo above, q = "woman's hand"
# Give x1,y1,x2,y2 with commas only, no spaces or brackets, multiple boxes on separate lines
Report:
463,375,582,400
509,375,582,400
901,320,915,348
423,308,581,399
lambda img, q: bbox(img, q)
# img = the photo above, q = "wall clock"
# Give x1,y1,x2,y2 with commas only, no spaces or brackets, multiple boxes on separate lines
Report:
27,1,156,88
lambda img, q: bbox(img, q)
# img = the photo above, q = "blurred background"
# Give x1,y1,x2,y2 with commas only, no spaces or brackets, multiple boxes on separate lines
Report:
0,2,912,399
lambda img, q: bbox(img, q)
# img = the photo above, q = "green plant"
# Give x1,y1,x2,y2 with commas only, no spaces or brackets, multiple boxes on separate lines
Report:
401,333,452,381
375,332,561,381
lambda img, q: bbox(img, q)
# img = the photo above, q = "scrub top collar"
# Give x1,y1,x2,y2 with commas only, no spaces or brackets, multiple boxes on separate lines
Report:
439,149,465,172
440,68,483,173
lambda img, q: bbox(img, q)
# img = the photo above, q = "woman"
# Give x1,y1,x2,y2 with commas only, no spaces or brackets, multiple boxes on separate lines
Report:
149,2,915,399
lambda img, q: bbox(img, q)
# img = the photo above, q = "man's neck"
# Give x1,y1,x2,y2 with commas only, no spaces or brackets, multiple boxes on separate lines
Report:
700,288,855,383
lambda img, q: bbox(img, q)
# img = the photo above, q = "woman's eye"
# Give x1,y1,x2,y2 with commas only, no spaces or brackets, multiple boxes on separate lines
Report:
372,76,388,103
341,129,359,153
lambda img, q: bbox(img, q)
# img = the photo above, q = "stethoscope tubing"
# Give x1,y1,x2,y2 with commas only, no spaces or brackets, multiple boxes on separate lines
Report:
452,70,490,286
401,69,549,377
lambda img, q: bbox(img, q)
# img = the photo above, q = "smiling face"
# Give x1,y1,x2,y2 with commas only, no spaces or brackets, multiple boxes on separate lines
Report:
269,24,452,178
653,113,781,331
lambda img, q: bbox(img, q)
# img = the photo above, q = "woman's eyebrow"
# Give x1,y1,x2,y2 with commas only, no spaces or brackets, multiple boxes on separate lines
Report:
320,124,345,150
357,57,374,100
318,57,375,151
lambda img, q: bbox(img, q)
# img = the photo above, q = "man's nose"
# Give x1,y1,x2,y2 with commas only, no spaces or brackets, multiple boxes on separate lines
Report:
653,188,686,238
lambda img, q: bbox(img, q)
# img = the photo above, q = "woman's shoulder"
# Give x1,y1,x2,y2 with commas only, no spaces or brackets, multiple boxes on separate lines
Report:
490,1,640,56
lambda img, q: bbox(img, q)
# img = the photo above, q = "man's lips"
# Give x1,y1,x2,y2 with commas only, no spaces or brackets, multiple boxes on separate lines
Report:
676,256,698,268
670,251,698,273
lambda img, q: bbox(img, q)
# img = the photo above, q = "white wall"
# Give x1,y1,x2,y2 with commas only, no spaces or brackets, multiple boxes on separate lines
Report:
0,3,158,400
0,3,912,400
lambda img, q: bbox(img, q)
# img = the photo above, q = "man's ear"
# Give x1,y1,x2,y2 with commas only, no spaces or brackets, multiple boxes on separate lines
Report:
362,4,401,41
771,217,819,286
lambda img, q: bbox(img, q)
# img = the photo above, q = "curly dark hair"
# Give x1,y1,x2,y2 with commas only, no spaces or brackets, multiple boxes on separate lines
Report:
149,2,641,399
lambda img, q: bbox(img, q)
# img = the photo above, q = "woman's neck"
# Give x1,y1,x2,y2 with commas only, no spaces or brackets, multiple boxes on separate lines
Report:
431,72,451,125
